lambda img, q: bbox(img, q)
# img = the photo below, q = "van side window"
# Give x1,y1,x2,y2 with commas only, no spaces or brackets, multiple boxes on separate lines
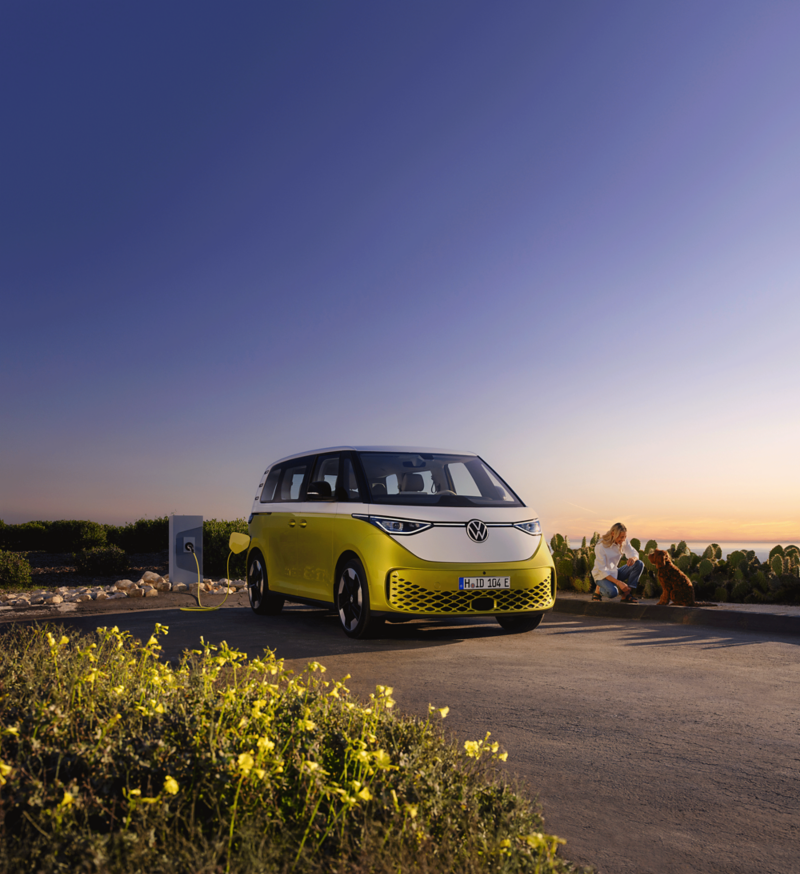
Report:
260,466,282,503
312,455,340,494
341,458,363,501
279,460,311,501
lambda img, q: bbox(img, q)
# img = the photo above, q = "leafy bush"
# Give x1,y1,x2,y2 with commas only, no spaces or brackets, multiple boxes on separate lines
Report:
0,625,588,874
73,545,129,576
47,520,107,554
0,550,32,589
106,517,169,554
0,520,52,552
204,517,249,578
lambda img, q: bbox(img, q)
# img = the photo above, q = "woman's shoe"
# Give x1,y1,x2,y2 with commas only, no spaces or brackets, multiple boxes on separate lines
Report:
592,592,602,602
620,592,638,603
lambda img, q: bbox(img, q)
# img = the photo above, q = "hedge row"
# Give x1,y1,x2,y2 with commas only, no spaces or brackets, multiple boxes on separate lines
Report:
0,517,249,583
0,518,170,554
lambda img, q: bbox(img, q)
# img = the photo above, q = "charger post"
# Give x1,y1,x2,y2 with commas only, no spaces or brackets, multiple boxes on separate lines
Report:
169,515,203,585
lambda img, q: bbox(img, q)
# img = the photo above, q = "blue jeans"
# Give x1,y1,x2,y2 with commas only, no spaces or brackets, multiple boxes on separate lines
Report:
596,560,644,598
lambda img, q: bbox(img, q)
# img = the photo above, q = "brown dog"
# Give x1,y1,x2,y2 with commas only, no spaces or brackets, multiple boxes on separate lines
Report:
649,549,696,606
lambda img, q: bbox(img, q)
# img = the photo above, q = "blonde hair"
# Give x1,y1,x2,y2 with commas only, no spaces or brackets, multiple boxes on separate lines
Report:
600,522,627,547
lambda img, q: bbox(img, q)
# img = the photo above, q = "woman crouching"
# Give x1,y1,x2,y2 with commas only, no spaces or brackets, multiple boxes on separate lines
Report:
592,522,643,603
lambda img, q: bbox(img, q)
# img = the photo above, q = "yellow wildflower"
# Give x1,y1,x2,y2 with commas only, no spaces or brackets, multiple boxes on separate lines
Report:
0,760,13,785
163,776,179,795
373,749,393,769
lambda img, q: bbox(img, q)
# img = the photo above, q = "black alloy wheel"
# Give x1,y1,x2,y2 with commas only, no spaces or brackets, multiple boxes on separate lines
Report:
336,558,380,638
247,549,284,616
495,612,544,633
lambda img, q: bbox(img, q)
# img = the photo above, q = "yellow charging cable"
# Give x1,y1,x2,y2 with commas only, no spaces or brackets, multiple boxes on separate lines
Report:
179,533,251,613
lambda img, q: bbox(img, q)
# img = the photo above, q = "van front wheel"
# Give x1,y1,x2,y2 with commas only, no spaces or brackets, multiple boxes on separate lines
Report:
247,549,284,616
336,559,381,639
495,613,544,633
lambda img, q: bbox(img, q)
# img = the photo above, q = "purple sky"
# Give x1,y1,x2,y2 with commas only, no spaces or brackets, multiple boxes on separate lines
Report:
2,1,799,542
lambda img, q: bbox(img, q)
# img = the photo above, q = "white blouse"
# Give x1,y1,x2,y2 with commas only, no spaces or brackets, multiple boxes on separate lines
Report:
592,538,640,581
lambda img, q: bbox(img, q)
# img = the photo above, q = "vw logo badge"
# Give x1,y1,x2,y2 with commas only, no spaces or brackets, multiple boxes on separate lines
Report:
466,519,489,543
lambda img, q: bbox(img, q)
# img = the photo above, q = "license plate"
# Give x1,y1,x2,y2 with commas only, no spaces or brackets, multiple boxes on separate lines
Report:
459,576,510,590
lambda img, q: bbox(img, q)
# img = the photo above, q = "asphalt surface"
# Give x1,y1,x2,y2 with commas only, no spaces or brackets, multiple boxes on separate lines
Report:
23,600,800,874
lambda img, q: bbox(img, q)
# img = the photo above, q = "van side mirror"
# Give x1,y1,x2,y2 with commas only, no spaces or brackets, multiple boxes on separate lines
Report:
229,532,251,554
307,480,333,500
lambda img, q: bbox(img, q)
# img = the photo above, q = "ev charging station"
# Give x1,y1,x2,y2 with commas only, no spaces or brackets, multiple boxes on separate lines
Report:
169,515,203,585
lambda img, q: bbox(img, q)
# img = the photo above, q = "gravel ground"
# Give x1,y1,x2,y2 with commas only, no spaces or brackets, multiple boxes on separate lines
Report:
1,552,250,621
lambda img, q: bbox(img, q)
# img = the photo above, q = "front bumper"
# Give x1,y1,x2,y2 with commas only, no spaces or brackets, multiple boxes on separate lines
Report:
384,566,555,615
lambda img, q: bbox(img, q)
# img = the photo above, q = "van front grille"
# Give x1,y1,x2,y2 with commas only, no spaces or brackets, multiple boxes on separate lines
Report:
388,571,553,614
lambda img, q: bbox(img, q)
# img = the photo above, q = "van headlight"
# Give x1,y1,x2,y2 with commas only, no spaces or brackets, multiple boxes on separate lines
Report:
513,519,542,536
354,515,432,535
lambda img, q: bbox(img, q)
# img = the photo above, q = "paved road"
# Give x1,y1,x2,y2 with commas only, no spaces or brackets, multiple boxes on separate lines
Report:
50,604,800,874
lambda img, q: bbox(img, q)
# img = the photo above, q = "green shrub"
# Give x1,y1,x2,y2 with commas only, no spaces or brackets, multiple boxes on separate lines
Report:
0,550,32,589
714,586,729,602
0,625,588,874
203,517,249,578
0,521,52,552
107,517,169,554
73,545,129,576
47,520,107,553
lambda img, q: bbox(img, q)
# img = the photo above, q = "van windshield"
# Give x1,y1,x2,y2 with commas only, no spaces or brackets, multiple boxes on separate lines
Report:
357,452,523,507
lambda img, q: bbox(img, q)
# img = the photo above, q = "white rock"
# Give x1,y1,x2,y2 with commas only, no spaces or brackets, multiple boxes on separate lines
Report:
172,582,188,593
44,595,64,605
93,592,109,601
115,579,135,591
144,588,158,598
128,588,144,598
76,594,93,602
232,580,246,589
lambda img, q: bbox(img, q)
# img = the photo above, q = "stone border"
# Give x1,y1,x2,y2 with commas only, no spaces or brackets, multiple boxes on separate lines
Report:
0,572,246,613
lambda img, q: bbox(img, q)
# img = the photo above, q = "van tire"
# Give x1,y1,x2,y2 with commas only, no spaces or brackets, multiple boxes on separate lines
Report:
247,549,284,616
495,613,544,633
336,558,380,638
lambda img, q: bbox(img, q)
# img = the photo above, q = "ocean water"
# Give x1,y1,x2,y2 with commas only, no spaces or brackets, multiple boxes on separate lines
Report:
564,539,793,563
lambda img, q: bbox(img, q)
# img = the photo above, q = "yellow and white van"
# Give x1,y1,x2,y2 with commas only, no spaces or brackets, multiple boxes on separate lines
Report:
246,447,555,638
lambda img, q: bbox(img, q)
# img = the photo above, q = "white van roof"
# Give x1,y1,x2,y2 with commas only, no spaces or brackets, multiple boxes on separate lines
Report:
266,446,477,467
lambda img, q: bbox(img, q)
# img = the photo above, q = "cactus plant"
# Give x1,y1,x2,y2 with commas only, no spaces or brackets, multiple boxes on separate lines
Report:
555,556,575,588
752,570,769,593
714,586,729,602
697,558,714,578
728,551,745,570
643,576,662,599
770,554,784,576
